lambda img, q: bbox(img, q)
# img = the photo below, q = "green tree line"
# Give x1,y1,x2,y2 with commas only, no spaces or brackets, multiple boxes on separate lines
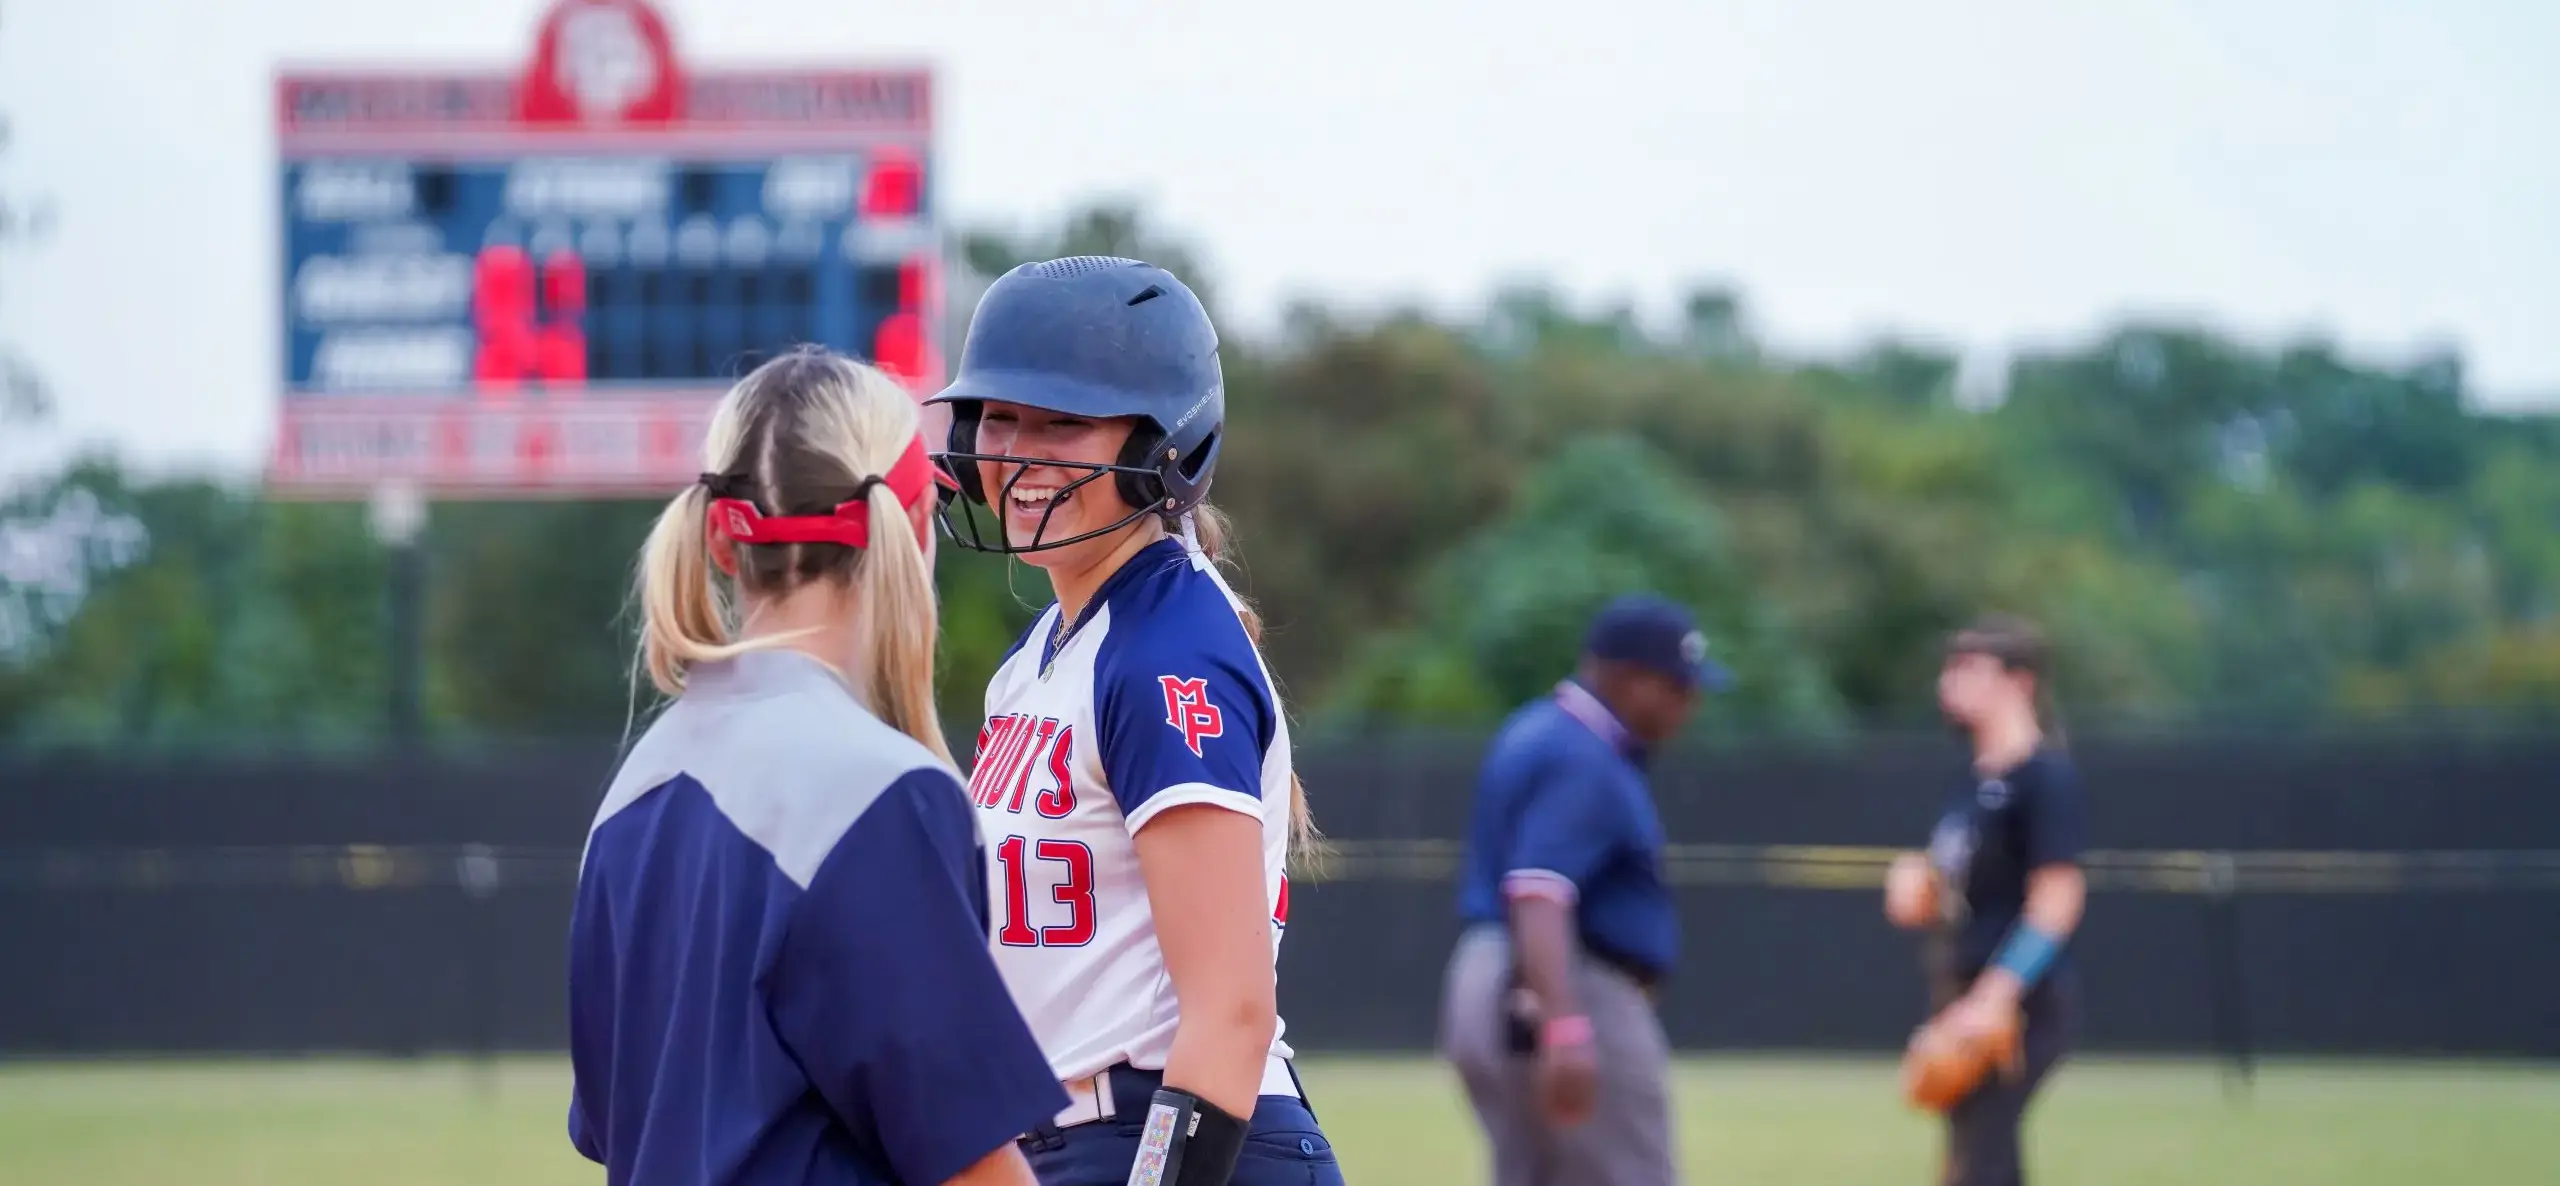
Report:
7,205,2560,752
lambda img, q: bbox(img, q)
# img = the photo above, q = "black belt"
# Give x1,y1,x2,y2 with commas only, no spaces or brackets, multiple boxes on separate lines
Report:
1020,1065,1162,1153
1017,1063,1316,1154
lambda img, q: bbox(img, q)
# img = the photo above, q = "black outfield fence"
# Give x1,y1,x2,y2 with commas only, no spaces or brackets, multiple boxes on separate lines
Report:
3,734,2556,1059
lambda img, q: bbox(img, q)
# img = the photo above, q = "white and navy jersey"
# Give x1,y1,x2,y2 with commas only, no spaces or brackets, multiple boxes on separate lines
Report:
967,537,1299,1091
567,650,1065,1186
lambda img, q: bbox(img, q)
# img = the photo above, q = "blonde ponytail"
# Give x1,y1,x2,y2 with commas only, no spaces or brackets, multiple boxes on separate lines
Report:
855,478,955,766
630,347,953,764
637,482,732,697
638,384,755,697
1188,501,1326,873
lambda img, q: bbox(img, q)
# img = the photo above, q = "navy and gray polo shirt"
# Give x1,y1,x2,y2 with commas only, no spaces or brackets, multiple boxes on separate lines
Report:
567,649,1067,1186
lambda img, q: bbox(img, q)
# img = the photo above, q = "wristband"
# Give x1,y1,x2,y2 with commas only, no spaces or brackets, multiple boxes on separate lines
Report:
1540,1014,1594,1050
1991,923,2063,988
1125,1087,1247,1186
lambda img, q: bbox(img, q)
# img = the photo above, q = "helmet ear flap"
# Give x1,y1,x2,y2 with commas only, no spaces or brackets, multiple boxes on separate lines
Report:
1117,422,1219,519
945,403,988,504
1114,424,1170,513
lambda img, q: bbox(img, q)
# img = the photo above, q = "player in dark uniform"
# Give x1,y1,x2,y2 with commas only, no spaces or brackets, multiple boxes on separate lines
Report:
1884,615,2088,1186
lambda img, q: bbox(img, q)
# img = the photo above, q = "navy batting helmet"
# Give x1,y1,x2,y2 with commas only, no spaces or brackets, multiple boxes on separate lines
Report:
926,255,1225,554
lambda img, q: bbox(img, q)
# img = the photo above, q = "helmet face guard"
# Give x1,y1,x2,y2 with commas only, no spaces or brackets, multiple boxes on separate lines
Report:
931,443,1175,556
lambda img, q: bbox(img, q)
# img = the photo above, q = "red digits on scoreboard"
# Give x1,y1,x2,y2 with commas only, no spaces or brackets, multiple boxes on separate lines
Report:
541,249,585,317
898,256,930,310
870,254,938,386
539,326,587,385
856,145,939,388
871,310,924,386
536,250,586,388
473,245,588,396
472,246,534,395
861,149,922,218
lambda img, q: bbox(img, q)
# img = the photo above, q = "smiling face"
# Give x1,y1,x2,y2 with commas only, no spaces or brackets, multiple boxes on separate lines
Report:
971,400,1147,571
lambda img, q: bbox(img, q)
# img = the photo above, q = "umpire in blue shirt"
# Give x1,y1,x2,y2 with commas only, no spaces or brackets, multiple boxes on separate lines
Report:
1440,594,1726,1186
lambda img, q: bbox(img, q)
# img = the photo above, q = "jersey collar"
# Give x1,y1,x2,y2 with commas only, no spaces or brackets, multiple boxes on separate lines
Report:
1554,678,1647,766
1040,537,1190,679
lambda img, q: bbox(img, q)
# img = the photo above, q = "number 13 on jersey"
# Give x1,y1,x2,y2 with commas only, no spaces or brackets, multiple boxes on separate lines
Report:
992,831,1293,949
994,835,1096,948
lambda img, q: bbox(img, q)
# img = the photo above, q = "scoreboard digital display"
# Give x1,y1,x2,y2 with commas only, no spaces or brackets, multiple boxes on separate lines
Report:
272,0,940,497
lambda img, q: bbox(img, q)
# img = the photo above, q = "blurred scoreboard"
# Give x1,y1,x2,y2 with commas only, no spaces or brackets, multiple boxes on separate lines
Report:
271,0,940,497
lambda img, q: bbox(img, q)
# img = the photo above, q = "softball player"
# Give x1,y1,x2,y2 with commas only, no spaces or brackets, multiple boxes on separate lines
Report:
927,257,1343,1186
566,349,1067,1186
1885,615,2089,1186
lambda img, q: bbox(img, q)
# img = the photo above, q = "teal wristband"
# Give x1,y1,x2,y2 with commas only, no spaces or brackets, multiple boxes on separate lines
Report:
1992,924,2062,987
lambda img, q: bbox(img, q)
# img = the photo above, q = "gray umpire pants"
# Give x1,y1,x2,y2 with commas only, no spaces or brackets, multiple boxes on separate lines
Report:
1439,924,1678,1186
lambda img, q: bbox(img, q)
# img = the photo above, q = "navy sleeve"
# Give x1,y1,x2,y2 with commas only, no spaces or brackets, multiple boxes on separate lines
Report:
1097,624,1276,832
2024,754,2087,870
563,851,613,1167
1500,753,1626,902
766,768,1067,1185
567,1096,602,1165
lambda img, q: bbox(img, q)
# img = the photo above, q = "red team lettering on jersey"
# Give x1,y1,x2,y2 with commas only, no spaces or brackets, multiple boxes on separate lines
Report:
1160,675,1224,756
969,714,1077,817
1036,725,1077,818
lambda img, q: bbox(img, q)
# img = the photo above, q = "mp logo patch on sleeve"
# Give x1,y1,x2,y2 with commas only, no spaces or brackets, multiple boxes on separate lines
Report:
1158,675,1225,757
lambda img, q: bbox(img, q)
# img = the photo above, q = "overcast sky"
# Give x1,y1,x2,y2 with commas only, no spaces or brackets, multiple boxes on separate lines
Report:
1,0,2553,483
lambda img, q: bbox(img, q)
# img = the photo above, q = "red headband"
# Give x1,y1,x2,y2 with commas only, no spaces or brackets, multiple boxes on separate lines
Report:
704,434,958,549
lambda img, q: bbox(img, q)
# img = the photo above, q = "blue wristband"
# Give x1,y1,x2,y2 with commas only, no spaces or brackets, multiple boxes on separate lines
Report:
1992,924,2063,987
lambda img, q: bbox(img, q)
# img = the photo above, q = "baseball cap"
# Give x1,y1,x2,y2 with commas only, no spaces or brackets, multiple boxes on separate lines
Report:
1584,594,1733,693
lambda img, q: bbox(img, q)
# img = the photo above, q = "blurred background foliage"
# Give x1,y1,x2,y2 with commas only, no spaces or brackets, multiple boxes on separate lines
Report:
8,204,2560,753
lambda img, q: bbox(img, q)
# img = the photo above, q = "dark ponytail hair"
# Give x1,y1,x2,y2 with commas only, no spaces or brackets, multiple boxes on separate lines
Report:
1186,501,1327,874
1946,613,2067,749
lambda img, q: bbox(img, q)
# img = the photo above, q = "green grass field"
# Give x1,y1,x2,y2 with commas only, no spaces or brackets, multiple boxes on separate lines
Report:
2,1055,2553,1185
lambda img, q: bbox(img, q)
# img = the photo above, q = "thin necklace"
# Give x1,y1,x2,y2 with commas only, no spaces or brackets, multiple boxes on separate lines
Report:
1040,599,1094,681
1038,531,1164,680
